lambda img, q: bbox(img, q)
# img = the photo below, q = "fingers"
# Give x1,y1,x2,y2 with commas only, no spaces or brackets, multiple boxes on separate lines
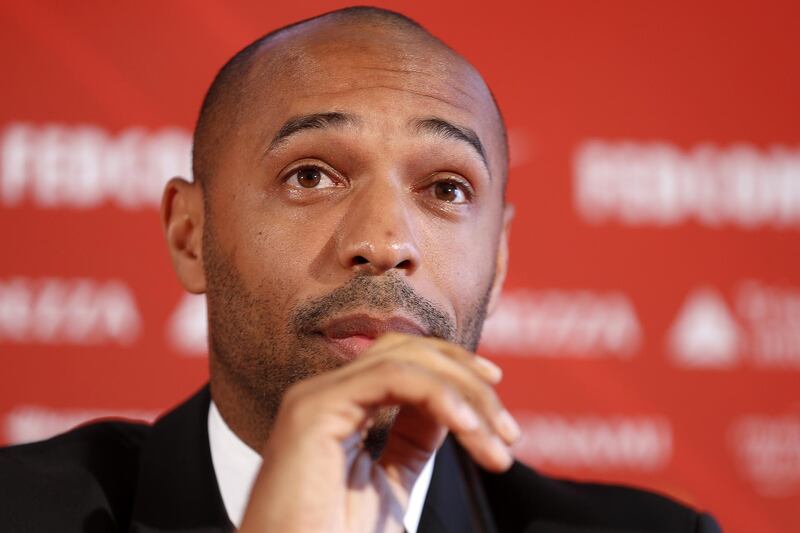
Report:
408,335,504,384
275,332,519,472
375,333,503,384
313,334,518,471
366,334,519,449
341,359,508,463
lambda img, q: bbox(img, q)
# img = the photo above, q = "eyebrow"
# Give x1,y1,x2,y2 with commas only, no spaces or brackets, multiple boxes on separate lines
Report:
265,111,490,176
411,117,489,174
267,112,359,152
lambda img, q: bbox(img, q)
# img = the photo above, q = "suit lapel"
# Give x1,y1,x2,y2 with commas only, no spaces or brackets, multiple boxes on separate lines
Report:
419,436,491,533
130,386,233,532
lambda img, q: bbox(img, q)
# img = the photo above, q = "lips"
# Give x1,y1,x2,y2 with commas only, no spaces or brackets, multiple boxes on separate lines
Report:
318,314,428,360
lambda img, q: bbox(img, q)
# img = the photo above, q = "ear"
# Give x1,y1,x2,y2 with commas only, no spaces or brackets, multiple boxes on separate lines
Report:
161,177,206,294
486,203,514,317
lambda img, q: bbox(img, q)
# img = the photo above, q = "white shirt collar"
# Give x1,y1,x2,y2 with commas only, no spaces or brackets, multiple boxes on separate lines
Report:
208,401,435,532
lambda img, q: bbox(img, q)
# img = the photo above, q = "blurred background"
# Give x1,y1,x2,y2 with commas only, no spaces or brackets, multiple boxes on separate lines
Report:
1,1,798,531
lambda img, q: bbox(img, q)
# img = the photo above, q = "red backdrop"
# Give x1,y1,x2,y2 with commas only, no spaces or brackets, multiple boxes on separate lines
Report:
1,1,798,531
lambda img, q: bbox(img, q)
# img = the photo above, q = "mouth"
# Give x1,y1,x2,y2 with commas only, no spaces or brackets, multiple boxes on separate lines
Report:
317,313,429,360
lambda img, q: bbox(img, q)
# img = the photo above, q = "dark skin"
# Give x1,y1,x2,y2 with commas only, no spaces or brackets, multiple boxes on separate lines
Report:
162,18,515,532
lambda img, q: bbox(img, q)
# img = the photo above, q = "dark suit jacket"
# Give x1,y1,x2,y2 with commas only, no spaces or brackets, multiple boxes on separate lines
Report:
0,386,721,532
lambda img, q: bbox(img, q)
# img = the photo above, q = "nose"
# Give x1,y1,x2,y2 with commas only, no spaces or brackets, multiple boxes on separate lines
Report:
336,182,421,275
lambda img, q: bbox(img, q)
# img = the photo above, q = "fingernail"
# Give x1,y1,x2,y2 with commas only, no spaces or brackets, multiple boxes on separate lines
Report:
488,435,513,468
475,356,503,382
456,401,481,431
498,409,521,442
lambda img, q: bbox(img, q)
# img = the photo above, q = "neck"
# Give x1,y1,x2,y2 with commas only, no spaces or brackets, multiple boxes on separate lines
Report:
209,358,274,454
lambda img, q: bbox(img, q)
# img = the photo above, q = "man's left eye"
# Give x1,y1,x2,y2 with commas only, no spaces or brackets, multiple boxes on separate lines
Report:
432,180,470,204
286,166,338,189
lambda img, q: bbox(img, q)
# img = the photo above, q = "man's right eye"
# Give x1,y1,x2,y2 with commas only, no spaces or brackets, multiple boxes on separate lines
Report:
285,166,338,189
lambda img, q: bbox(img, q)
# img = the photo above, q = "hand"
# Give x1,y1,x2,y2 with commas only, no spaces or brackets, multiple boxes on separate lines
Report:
238,332,520,533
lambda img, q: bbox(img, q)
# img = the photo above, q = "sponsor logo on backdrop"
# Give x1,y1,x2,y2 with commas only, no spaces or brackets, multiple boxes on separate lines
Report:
574,140,800,228
729,413,800,497
737,281,800,368
0,277,141,345
4,406,158,445
668,282,800,369
513,413,672,471
668,287,742,368
481,290,641,358
0,122,191,208
168,293,207,355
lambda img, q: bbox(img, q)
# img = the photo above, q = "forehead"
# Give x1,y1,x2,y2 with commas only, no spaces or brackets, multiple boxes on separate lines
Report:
233,21,505,171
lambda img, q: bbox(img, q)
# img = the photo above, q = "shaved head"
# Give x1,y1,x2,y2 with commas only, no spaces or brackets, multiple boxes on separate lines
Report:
192,6,508,191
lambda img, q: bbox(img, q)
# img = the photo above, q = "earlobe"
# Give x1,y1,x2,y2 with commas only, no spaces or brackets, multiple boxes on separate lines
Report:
486,204,514,317
162,177,207,294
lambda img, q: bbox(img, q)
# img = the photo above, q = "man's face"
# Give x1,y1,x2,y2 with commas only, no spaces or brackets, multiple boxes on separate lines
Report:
201,22,511,432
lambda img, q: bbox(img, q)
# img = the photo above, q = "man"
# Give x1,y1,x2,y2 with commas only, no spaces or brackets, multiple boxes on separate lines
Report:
0,6,721,532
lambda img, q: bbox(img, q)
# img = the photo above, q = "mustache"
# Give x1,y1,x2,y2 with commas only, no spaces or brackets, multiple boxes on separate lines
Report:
290,274,456,341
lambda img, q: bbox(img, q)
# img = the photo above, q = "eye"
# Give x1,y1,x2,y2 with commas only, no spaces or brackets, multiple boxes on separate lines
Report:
432,178,471,204
285,166,338,189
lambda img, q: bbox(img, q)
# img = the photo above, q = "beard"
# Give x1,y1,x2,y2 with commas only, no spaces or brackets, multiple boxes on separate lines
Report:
203,223,493,456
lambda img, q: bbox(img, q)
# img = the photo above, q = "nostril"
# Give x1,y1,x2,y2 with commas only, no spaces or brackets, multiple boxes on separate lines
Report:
353,256,369,265
396,259,413,270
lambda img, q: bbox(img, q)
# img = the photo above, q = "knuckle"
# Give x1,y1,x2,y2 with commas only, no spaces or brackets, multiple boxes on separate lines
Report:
475,383,501,409
377,358,414,376
422,344,449,362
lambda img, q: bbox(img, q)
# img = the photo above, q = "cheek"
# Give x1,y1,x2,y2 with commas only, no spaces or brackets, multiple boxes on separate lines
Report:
420,219,498,320
229,208,331,308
